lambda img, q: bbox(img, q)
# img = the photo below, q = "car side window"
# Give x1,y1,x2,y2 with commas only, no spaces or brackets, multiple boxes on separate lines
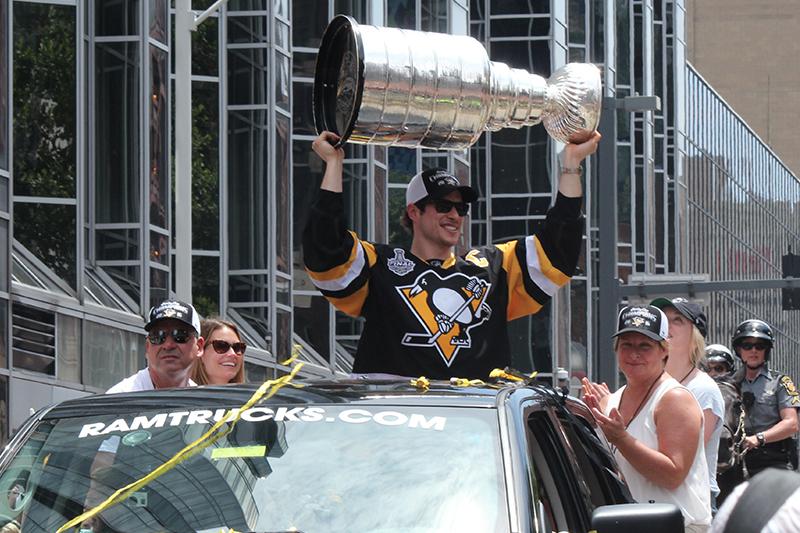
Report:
526,411,588,533
555,409,631,508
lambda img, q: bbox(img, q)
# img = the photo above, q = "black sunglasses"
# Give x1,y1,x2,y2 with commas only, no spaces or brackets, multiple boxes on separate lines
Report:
706,364,729,372
426,199,469,216
147,328,194,345
739,342,768,351
207,339,247,355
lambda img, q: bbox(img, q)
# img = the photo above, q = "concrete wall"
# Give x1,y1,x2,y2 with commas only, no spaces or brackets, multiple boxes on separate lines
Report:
685,0,800,177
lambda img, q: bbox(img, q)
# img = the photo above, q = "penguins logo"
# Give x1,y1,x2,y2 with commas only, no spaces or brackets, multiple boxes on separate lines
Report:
397,271,492,366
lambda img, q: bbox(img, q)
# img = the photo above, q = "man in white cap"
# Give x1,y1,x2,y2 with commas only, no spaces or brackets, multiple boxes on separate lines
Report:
107,299,204,393
303,130,600,379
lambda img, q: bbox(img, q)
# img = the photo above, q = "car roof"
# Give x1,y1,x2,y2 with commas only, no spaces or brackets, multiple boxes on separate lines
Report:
40,377,576,420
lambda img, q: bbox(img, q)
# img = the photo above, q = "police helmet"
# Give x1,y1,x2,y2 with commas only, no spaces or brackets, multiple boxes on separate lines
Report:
731,319,774,360
703,344,735,372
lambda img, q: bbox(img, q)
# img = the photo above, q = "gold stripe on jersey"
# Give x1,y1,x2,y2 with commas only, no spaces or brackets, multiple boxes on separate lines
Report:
496,241,544,321
306,231,368,291
330,281,370,317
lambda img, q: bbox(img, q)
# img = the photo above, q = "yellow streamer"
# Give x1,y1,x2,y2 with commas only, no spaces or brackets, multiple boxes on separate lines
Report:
57,362,304,533
449,377,486,387
410,376,430,391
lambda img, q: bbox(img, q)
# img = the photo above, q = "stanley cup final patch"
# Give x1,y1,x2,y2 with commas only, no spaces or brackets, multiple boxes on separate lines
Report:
387,248,415,276
397,270,492,367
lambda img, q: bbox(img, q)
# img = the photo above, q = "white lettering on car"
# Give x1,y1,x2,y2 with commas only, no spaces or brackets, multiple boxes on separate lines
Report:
241,407,274,422
300,406,325,422
77,407,448,437
408,414,447,431
101,418,131,435
274,407,304,422
339,409,372,424
185,410,213,426
372,411,408,426
79,422,106,438
167,412,190,426
129,413,168,431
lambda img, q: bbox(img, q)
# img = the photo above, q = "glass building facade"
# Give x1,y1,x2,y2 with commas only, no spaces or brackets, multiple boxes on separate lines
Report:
0,0,797,446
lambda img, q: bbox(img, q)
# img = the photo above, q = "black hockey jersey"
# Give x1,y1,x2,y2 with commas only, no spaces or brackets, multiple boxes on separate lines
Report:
303,190,584,379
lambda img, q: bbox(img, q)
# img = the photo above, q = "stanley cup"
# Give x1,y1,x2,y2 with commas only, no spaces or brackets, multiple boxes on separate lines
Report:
313,15,602,150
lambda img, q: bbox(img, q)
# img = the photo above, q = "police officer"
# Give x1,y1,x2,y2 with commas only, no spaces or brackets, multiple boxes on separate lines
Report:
733,319,800,477
703,344,735,379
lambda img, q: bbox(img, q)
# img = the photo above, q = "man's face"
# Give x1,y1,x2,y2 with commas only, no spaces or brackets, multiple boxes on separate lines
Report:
736,336,769,370
410,190,466,250
704,358,731,378
145,318,202,383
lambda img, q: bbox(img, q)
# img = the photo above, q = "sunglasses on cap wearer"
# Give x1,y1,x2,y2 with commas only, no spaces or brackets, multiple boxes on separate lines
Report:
147,328,194,345
419,198,469,216
738,342,768,351
206,339,247,355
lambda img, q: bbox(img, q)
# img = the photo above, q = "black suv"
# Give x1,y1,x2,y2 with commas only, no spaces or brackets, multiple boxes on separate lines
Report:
0,378,682,532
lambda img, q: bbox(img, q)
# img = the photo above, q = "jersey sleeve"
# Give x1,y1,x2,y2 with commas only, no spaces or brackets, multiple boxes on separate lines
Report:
495,193,585,321
302,190,377,317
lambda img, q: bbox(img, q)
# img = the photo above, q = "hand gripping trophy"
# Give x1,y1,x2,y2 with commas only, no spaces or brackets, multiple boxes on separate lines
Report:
313,15,602,150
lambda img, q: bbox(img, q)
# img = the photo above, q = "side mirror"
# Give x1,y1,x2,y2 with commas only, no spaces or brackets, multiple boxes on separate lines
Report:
591,503,684,533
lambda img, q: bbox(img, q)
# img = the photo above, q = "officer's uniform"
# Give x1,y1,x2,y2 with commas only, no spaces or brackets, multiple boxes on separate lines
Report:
736,364,800,476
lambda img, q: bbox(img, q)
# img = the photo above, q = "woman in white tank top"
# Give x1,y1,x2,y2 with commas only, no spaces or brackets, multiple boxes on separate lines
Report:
584,305,711,532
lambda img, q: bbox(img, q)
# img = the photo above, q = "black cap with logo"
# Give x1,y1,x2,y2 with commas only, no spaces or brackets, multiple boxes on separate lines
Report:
613,305,669,342
144,300,201,335
405,168,478,206
650,297,707,338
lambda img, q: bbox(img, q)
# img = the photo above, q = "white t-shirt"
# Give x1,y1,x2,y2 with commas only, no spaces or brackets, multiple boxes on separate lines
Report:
101,368,197,453
106,368,197,394
606,378,711,528
685,370,725,497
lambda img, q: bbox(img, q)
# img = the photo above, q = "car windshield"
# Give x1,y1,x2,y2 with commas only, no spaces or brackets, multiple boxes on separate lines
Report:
0,403,509,533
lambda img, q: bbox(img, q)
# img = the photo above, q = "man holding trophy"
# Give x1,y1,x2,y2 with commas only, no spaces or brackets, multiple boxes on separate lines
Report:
303,16,602,379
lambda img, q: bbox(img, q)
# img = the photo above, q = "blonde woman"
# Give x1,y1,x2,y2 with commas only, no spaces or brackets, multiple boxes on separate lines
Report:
192,317,246,385
651,297,724,514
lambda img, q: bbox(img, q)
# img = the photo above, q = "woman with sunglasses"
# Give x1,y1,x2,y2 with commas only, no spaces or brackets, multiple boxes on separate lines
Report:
192,318,246,385
731,319,799,478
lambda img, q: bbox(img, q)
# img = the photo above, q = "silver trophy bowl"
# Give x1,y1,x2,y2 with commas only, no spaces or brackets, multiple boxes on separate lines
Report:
314,15,602,150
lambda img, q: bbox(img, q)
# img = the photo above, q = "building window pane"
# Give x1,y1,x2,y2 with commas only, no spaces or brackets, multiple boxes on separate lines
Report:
292,139,322,255
96,0,139,36
13,3,76,198
150,46,169,228
275,114,290,274
192,255,220,317
387,187,411,249
275,53,290,111
228,109,269,270
0,0,7,171
12,304,55,376
150,231,169,265
192,16,218,77
292,0,328,49
227,14,268,44
294,294,330,361
57,313,81,383
275,310,291,361
227,48,269,106
192,81,220,250
15,203,77,290
150,267,169,308
245,361,268,383
421,0,448,32
96,42,140,224
0,219,7,293
149,0,167,42
0,300,7,369
387,0,416,29
83,321,144,390
0,375,7,447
